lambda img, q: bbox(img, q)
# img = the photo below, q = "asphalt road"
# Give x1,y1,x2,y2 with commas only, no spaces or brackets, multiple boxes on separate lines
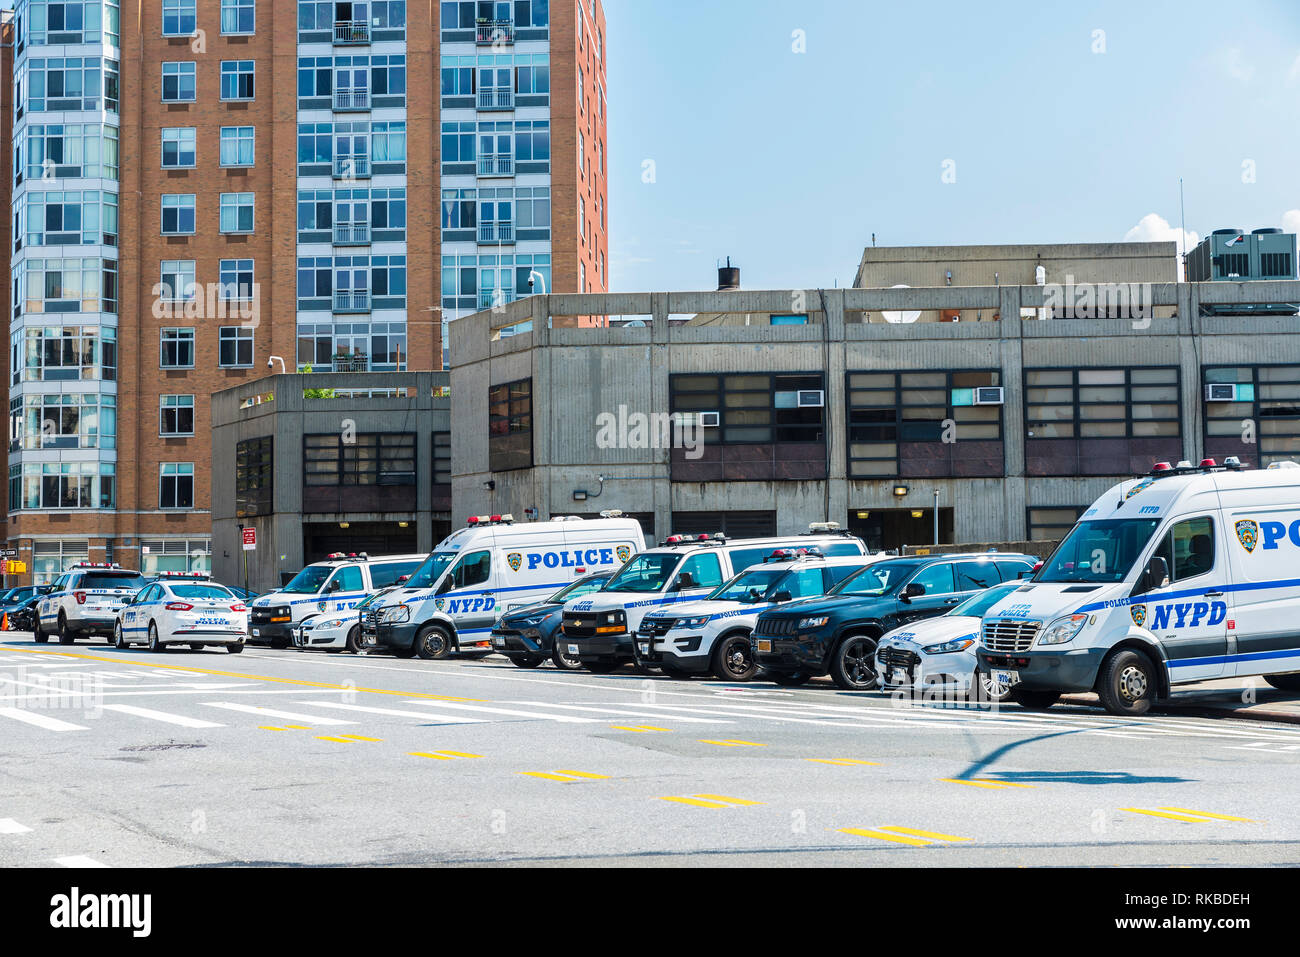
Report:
2,634,1299,867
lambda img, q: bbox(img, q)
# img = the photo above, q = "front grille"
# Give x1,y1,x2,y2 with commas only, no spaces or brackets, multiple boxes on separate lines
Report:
753,617,798,637
878,647,922,670
639,618,674,637
363,609,380,628
251,607,289,624
981,618,1041,653
562,613,598,638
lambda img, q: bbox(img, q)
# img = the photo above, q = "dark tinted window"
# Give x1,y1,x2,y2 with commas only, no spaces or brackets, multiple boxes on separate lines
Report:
908,563,955,596
995,560,1035,582
83,571,148,590
955,561,1000,590
370,560,421,589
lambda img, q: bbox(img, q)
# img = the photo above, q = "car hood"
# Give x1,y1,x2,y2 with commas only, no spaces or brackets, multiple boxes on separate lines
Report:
982,581,1122,625
643,599,769,620
760,594,890,618
879,615,981,650
562,592,665,613
501,602,561,624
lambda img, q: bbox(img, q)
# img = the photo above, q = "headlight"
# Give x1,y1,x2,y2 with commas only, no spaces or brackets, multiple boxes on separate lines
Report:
1038,614,1087,646
379,605,411,624
673,616,710,629
923,636,976,655
798,616,830,629
604,611,626,625
322,619,346,629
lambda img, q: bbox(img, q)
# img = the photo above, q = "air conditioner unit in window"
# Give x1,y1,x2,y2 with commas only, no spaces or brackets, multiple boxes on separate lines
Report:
698,411,721,428
796,390,826,408
1205,383,1238,402
973,387,1005,406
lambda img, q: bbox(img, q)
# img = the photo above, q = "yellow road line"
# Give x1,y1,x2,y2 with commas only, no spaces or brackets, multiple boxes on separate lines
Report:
692,794,763,806
283,725,312,730
409,750,482,760
838,828,932,846
519,770,607,782
1159,807,1256,823
699,739,765,748
258,725,284,731
1121,808,1214,823
1122,807,1256,823
315,735,355,743
610,725,671,732
660,796,732,808
807,758,880,766
336,734,382,742
877,826,972,842
554,770,609,779
941,778,1035,790
2,647,484,702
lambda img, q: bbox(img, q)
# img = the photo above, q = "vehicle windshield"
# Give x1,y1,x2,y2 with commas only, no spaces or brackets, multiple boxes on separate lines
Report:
281,565,333,594
171,584,236,600
707,568,790,604
84,572,148,590
948,582,1020,618
830,562,921,598
1036,519,1162,584
403,552,458,590
604,554,681,593
549,575,610,603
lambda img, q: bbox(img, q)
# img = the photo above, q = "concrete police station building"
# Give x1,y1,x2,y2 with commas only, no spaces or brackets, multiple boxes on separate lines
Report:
450,271,1300,553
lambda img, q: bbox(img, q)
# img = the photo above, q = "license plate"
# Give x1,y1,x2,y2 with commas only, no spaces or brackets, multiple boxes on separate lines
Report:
252,628,260,636
991,669,1019,686
638,643,649,655
891,668,909,685
757,639,772,653
492,637,504,647
567,644,579,655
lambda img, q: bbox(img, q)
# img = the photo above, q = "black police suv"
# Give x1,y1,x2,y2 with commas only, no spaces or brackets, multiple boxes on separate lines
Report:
752,553,1037,690
491,571,615,670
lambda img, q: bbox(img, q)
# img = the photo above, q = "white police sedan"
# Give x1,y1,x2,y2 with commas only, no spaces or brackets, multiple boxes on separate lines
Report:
114,578,249,653
875,580,1023,701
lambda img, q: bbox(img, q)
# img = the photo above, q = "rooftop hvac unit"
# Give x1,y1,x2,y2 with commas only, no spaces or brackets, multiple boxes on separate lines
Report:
797,390,826,408
973,387,1005,406
1205,383,1239,402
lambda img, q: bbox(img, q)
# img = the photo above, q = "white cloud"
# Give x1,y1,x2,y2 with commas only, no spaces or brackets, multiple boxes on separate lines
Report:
1125,213,1199,281
1282,209,1300,235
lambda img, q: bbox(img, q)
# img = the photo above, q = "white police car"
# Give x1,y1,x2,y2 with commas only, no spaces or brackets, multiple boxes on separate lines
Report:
292,584,407,653
637,549,887,680
877,580,1023,701
35,563,149,645
114,575,249,653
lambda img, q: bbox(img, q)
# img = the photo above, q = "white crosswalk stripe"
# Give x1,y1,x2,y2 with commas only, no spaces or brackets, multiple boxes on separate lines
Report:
53,855,109,868
296,701,487,723
0,818,32,834
399,700,601,723
0,706,87,731
101,704,225,728
201,702,357,725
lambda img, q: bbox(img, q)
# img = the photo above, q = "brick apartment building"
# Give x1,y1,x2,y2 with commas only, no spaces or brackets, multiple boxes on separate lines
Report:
3,0,608,583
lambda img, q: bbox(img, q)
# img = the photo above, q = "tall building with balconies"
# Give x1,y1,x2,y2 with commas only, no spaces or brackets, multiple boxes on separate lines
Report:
3,0,608,583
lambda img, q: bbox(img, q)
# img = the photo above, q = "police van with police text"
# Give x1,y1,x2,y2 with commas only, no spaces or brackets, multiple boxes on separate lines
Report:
977,457,1300,715
363,513,646,660
35,563,149,644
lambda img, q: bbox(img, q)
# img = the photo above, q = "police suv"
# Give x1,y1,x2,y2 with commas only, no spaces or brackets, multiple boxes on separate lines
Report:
248,552,425,648
636,548,885,680
977,457,1300,715
34,563,149,645
560,525,872,674
364,513,647,660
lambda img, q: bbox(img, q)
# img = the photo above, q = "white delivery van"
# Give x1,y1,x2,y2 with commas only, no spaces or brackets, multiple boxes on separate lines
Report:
636,547,886,680
559,525,872,673
977,457,1300,715
247,552,426,648
363,512,646,660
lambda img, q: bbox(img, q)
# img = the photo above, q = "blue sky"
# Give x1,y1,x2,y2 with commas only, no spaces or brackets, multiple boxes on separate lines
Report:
605,0,1300,290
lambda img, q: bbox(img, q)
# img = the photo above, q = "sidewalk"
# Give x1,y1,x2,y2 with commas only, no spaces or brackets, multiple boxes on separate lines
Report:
1063,678,1300,725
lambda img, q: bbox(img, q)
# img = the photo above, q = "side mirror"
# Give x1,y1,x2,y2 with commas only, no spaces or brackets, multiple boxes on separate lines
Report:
436,577,454,596
772,590,793,603
1136,556,1169,595
328,579,343,592
901,582,925,602
674,573,696,591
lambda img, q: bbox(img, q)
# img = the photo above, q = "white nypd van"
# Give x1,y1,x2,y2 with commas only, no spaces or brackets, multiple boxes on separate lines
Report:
636,548,885,680
560,526,872,674
363,513,646,660
977,457,1300,716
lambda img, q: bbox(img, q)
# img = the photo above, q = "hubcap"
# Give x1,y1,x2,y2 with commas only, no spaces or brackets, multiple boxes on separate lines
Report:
844,639,877,686
726,645,751,676
424,634,444,655
1119,664,1148,702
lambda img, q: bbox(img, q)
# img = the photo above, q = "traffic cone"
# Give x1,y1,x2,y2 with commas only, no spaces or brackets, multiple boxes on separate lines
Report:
2,613,8,631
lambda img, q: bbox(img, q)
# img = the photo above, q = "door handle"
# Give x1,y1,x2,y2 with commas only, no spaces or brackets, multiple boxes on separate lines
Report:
943,598,960,605
1205,591,1224,598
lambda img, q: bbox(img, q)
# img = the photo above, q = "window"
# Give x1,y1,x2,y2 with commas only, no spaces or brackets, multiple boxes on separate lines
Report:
297,256,332,299
303,433,417,486
440,55,476,96
14,325,116,383
30,541,89,583
160,327,195,368
578,132,585,175
954,560,1000,591
371,188,407,234
220,60,255,100
372,121,406,163
671,373,826,445
12,393,116,451
16,465,113,511
1026,506,1086,542
220,192,254,233
578,194,585,238
162,0,196,35
160,463,195,509
24,56,118,113
514,120,549,163
372,255,406,300
1204,366,1300,467
908,562,955,597
1151,516,1216,584
371,54,406,98
159,260,196,303
847,370,1004,478
17,258,118,317
23,190,117,246
448,550,491,590
21,124,120,181
488,378,532,471
220,0,255,34
433,431,451,485
22,1,121,46
677,553,723,590
161,62,197,102
161,195,196,235
161,127,196,168
220,126,255,167
516,186,550,230
235,436,272,518
219,259,254,302
160,394,195,436
441,121,475,164
219,326,254,367
515,53,550,94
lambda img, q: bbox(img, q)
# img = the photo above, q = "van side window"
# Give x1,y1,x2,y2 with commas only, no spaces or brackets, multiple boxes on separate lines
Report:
678,553,723,589
909,562,955,596
370,561,419,588
332,566,364,593
451,550,491,589
1153,517,1215,583
782,568,825,598
955,561,999,590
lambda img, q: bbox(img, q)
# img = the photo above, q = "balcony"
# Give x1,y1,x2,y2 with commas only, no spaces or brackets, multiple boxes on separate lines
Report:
476,154,514,177
333,290,372,313
333,223,371,246
477,88,515,111
476,19,514,44
333,155,371,179
479,288,510,310
333,89,372,111
332,354,369,372
478,223,515,244
334,20,370,44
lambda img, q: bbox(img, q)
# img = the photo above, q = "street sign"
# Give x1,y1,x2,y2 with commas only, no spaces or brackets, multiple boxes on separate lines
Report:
242,528,257,551
0,548,17,559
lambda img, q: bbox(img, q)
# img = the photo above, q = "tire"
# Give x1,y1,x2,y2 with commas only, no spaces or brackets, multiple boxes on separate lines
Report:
114,621,127,650
1264,672,1300,692
344,626,366,655
1009,687,1063,711
830,634,879,691
226,641,245,654
711,633,758,682
582,661,622,674
770,672,811,687
57,614,74,645
509,654,545,669
1095,648,1157,716
550,638,584,671
414,625,453,660
147,621,164,653
33,617,47,643
970,668,1014,704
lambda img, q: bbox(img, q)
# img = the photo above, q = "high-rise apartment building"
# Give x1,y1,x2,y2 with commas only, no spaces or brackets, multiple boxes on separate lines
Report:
4,0,608,583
